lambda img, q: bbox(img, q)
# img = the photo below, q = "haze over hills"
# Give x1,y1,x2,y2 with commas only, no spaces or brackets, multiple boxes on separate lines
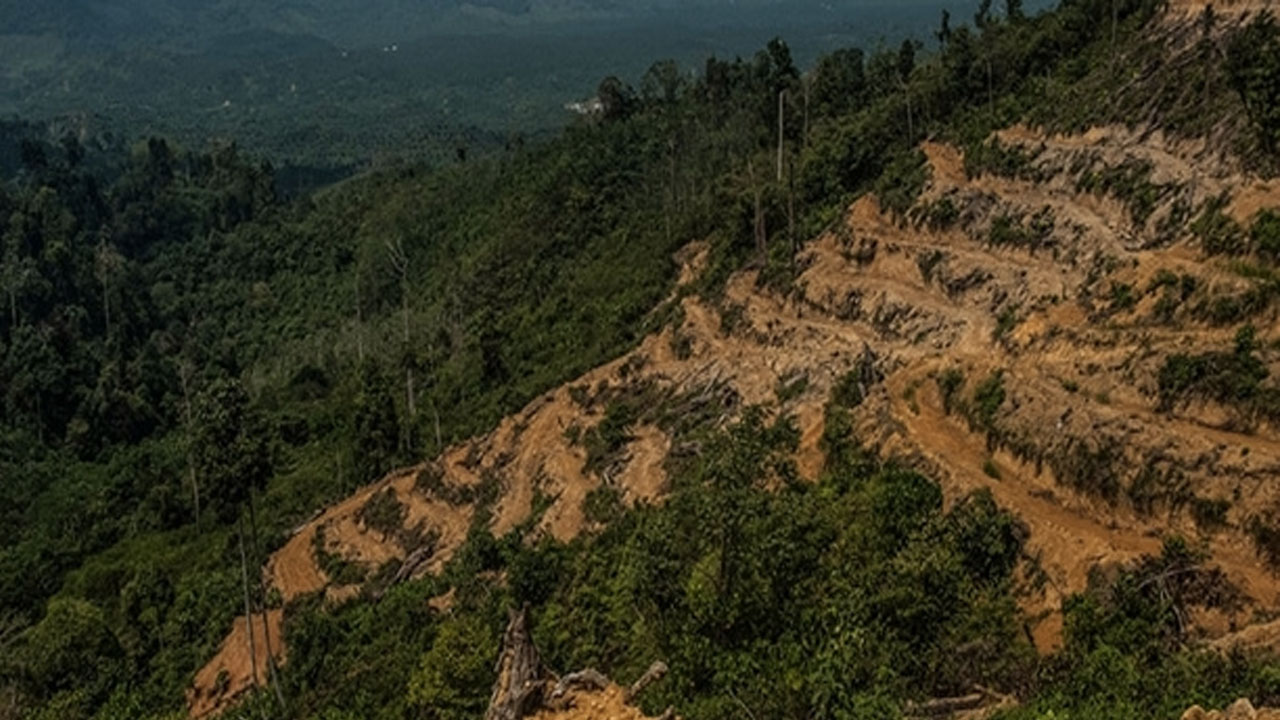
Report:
0,0,1053,174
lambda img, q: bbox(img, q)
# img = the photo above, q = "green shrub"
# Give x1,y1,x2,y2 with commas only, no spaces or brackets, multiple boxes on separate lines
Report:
964,138,1039,180
1157,325,1271,417
775,372,810,404
916,248,946,283
1248,514,1280,568
982,458,1002,480
917,197,960,231
312,526,368,585
1227,13,1280,153
994,305,1020,341
874,149,928,217
584,397,646,474
583,486,624,525
1190,497,1231,531
1076,159,1167,225
406,615,497,720
971,371,1007,431
1192,197,1246,256
358,488,406,540
1109,282,1137,312
1252,209,1280,261
938,368,966,415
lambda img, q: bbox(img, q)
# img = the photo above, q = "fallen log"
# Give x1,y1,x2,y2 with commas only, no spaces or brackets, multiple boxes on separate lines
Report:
904,693,985,717
624,661,669,704
552,668,611,697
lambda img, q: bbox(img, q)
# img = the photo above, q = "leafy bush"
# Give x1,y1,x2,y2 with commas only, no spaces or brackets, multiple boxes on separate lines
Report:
357,488,406,541
983,458,1002,479
994,305,1020,340
1192,197,1246,256
1190,497,1231,531
1252,209,1280,261
583,486,624,525
916,248,947,284
406,615,497,720
1076,159,1167,225
971,370,1007,431
1109,282,1137,312
584,400,640,474
873,149,929,217
965,137,1040,180
915,198,960,232
1157,325,1272,418
1227,12,1280,153
938,368,966,415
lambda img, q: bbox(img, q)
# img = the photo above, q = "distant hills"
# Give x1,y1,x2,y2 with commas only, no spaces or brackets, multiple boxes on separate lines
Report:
0,0,1054,174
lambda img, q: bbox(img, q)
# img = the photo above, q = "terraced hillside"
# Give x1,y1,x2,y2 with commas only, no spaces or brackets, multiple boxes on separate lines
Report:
17,1,1280,719
192,98,1280,710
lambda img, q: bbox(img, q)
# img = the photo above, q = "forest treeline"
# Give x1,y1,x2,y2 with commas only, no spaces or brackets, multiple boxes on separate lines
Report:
6,0,1280,718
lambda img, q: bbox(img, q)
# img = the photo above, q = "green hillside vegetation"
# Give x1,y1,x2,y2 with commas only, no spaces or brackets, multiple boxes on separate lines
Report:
4,1,1280,718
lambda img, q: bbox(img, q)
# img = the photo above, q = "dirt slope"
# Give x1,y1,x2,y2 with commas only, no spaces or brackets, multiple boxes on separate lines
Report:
186,610,283,718
525,685,660,720
191,120,1280,713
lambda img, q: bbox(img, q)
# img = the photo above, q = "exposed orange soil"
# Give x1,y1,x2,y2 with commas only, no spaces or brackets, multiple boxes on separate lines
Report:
186,609,283,719
195,120,1280,714
1181,699,1280,720
192,466,473,716
616,425,671,507
526,685,663,720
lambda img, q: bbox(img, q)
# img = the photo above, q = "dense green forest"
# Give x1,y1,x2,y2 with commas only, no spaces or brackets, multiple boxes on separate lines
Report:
6,0,1280,718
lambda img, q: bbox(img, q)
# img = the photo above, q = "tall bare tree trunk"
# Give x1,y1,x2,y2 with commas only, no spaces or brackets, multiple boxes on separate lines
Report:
237,516,260,690
787,159,797,273
355,267,365,365
748,159,766,261
803,76,810,148
776,90,786,182
385,238,417,452
906,89,914,144
178,360,200,524
667,136,677,244
248,494,286,710
95,240,114,340
431,400,443,453
402,292,415,422
987,57,995,120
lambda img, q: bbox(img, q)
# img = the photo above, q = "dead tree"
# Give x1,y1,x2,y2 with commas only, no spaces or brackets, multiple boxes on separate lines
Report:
248,491,286,709
236,516,260,691
354,264,365,365
625,661,668,704
176,355,200,523
385,237,416,443
905,694,985,717
485,608,674,720
485,607,548,720
747,159,767,262
553,669,610,697
776,89,786,182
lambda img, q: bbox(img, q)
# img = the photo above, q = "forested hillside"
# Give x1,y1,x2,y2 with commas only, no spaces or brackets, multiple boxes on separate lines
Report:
0,0,1047,172
7,0,1280,719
